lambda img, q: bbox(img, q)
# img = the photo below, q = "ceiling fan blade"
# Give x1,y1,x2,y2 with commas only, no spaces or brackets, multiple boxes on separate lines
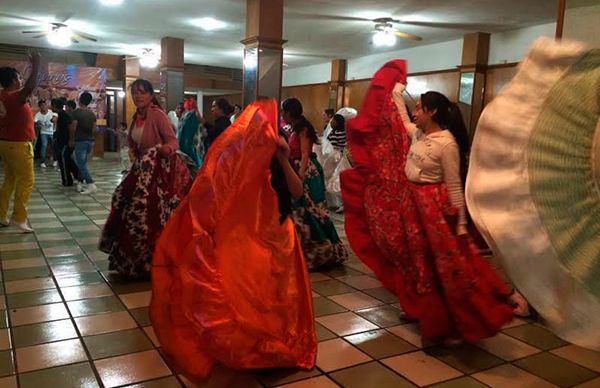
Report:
285,12,372,23
74,32,98,42
398,20,503,30
0,12,41,23
32,33,46,39
393,30,423,41
22,30,45,34
59,12,75,24
71,37,80,44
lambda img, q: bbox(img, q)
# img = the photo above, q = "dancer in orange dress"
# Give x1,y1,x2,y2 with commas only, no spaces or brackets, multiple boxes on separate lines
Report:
150,99,317,382
341,60,515,344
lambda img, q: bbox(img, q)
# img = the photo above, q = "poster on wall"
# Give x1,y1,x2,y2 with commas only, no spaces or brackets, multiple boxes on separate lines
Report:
0,60,107,125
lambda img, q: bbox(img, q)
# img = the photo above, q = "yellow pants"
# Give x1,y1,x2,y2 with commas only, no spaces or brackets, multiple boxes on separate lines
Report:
0,140,34,223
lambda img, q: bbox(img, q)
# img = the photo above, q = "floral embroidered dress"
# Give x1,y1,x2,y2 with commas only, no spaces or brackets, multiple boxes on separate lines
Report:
341,60,513,342
100,107,193,278
289,130,348,270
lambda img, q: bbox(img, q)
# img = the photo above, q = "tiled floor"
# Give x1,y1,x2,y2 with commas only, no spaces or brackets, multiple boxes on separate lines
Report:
0,156,599,387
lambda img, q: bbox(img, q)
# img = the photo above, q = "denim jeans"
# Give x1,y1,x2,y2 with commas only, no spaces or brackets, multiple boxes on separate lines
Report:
74,141,94,184
39,133,53,162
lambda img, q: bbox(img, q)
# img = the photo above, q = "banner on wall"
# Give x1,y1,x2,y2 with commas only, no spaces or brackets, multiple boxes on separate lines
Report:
0,60,107,124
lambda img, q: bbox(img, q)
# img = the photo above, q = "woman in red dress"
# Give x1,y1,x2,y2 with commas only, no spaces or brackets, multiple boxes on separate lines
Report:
341,60,516,343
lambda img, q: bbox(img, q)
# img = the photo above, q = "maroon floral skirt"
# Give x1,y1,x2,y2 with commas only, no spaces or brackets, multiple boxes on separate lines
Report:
99,148,193,278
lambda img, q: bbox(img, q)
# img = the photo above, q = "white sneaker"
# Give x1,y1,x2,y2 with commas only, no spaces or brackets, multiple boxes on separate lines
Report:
77,182,84,192
81,183,98,195
52,161,58,167
14,222,34,233
40,163,47,168
0,218,9,227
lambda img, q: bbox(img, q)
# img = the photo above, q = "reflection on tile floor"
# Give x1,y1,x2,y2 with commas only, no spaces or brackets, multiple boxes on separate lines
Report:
0,157,599,387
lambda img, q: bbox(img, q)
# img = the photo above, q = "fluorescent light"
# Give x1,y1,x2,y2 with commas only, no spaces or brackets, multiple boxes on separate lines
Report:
373,28,396,47
100,0,123,5
193,17,226,31
139,48,160,68
47,25,72,47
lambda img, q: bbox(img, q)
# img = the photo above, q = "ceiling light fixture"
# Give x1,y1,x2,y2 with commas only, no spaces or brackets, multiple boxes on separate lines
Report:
47,25,72,47
373,24,397,47
194,17,226,31
100,0,124,5
117,90,126,98
139,48,160,68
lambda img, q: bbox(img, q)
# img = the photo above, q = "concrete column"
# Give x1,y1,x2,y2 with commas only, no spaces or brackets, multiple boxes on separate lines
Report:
160,37,185,112
241,0,285,106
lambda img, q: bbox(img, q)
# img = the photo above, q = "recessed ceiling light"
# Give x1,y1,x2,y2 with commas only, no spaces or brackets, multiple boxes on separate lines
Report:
100,0,123,5
47,25,72,47
193,17,226,31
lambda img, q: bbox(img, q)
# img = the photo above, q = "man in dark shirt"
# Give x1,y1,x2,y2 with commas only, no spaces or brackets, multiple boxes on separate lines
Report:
69,92,97,194
51,99,80,187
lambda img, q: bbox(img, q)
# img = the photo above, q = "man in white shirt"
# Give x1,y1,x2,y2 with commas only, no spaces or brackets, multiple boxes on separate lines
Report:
34,99,54,168
167,102,183,134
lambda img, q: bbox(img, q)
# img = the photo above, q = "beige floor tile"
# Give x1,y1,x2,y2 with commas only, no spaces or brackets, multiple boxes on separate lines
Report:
0,242,39,252
502,318,529,329
382,351,463,386
0,376,17,388
310,273,332,283
316,312,378,336
344,261,375,275
43,246,83,258
5,277,55,294
328,292,383,311
143,326,160,347
476,333,541,361
0,328,11,350
75,311,138,336
180,365,262,388
316,338,372,372
551,345,600,373
61,283,114,301
1,258,47,270
278,375,339,388
338,275,382,290
75,237,100,245
472,364,558,388
0,298,5,310
119,291,152,309
10,303,70,326
94,350,172,387
36,232,73,241
386,324,432,349
16,338,87,373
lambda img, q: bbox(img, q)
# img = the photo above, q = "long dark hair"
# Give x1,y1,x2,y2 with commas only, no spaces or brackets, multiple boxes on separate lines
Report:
281,97,318,144
420,91,470,179
130,78,162,109
214,98,234,116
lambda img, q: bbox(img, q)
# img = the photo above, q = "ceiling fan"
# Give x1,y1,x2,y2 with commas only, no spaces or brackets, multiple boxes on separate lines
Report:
122,48,160,68
0,13,98,47
372,17,423,45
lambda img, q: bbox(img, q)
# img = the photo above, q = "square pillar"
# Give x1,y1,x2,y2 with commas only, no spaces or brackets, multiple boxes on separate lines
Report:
242,0,285,106
160,37,185,112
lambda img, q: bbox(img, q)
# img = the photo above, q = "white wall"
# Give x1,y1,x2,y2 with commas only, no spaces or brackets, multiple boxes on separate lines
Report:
282,62,331,87
347,39,464,80
282,21,561,85
489,22,556,64
564,3,600,48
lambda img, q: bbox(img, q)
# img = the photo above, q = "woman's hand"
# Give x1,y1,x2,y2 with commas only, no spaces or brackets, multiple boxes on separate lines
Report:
158,144,171,156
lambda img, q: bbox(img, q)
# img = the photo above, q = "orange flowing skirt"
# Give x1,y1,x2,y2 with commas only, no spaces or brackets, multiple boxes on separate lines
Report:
150,100,317,382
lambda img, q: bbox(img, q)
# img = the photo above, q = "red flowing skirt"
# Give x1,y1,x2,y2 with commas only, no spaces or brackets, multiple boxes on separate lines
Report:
150,101,316,382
